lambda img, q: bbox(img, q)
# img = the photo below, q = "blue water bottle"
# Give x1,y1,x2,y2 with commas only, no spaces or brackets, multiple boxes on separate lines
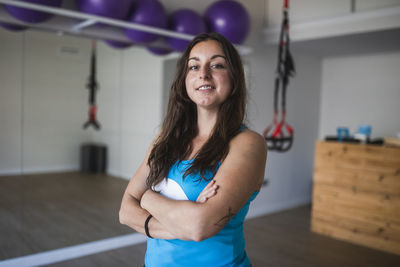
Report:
337,127,349,142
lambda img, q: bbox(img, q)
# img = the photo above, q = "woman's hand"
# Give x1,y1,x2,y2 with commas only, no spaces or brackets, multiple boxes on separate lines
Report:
141,180,218,209
196,180,219,203
141,179,218,206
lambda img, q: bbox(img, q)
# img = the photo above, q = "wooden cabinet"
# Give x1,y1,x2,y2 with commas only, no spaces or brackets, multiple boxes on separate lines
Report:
311,141,400,255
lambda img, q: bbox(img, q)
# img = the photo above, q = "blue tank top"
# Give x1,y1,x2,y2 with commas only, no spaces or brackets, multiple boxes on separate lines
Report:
145,157,259,267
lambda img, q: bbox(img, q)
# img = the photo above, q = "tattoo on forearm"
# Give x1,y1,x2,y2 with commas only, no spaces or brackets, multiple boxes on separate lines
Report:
214,207,236,227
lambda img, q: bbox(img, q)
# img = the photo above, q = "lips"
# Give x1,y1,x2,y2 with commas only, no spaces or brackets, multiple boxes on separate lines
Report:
197,84,215,91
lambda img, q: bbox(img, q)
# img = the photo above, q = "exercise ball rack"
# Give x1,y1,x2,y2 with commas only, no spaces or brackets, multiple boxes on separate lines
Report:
0,0,252,55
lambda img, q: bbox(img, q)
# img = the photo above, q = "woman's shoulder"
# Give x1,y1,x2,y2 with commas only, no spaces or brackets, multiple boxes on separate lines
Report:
234,127,266,143
230,128,267,155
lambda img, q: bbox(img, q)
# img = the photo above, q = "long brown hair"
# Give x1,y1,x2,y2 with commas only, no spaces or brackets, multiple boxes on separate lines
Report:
146,32,247,188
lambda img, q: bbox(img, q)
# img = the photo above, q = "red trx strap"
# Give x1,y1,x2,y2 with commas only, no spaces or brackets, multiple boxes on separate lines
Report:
263,0,295,152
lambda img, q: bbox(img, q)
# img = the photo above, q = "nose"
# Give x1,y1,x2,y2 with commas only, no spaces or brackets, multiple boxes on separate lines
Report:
199,65,210,80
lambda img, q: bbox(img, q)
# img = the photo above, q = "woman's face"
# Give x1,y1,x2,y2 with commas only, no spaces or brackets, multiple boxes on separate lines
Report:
185,40,232,111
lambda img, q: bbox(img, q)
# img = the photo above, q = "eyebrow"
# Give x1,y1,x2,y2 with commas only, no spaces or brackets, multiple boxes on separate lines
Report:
188,55,226,61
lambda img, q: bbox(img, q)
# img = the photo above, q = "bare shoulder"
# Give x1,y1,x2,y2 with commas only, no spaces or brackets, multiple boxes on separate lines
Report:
230,129,267,157
216,128,267,191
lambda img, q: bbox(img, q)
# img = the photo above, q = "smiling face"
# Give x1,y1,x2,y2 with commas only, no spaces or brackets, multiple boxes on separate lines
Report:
185,40,232,112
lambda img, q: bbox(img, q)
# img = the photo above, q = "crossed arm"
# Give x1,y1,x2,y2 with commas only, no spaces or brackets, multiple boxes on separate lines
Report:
119,130,267,241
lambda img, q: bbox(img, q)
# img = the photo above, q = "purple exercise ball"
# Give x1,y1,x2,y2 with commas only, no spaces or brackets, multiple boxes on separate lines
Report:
104,39,133,49
4,0,63,24
75,0,135,20
166,9,206,52
0,22,28,31
125,0,167,44
146,46,172,56
204,0,250,44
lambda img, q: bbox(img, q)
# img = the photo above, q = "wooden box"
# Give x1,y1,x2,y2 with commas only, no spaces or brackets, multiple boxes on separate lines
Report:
311,141,400,255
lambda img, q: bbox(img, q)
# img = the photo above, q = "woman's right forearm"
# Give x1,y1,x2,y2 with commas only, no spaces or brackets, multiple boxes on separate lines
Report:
119,194,176,240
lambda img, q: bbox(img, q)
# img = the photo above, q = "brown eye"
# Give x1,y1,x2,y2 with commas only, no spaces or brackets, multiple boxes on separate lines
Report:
211,64,225,69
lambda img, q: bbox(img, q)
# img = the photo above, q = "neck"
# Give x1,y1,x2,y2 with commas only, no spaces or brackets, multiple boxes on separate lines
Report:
196,107,218,138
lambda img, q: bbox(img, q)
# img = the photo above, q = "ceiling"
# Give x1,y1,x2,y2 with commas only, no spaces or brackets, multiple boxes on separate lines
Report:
292,27,400,57
264,4,400,57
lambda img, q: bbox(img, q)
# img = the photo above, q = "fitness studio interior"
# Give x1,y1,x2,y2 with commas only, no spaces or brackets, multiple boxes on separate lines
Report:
1,0,400,266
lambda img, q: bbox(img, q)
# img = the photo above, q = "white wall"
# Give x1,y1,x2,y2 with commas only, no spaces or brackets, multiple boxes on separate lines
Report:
319,51,400,139
0,29,92,174
22,32,92,173
245,42,322,216
0,27,166,176
115,47,164,179
0,29,23,174
237,0,323,216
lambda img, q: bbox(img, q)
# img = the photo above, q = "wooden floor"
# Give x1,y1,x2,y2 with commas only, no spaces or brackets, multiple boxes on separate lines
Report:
1,172,400,266
0,172,132,260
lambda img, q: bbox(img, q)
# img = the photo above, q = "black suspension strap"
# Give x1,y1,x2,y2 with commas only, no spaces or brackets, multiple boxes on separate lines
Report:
83,40,101,130
263,0,295,152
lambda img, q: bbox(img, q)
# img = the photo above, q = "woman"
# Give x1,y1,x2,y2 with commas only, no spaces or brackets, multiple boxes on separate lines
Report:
119,32,267,266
